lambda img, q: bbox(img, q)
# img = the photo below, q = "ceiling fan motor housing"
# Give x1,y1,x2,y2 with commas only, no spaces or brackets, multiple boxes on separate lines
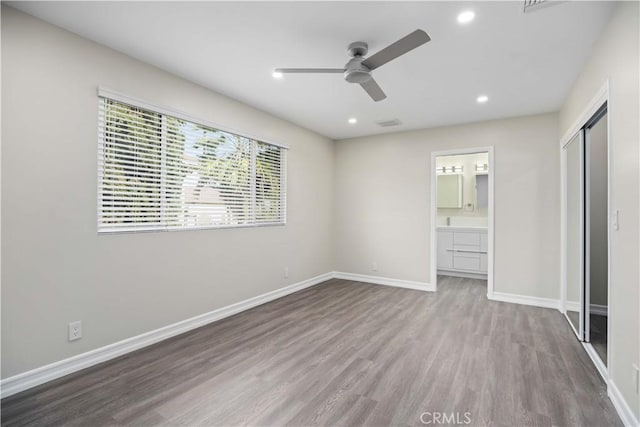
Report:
347,41,368,57
344,57,372,84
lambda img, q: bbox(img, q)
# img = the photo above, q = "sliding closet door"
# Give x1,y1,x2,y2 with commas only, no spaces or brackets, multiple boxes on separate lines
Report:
564,130,584,340
585,109,608,363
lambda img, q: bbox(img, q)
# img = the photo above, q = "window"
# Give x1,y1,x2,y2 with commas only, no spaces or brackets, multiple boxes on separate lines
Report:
98,93,286,233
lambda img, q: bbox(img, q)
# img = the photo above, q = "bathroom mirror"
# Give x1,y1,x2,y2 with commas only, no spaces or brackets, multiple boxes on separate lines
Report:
437,174,463,208
564,130,584,339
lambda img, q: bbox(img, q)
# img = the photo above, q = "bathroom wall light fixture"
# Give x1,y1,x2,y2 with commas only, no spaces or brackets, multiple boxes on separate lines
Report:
437,166,463,174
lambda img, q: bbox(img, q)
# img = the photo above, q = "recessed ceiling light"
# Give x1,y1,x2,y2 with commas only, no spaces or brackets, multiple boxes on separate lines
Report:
348,118,357,124
457,10,475,24
272,70,283,79
477,95,489,103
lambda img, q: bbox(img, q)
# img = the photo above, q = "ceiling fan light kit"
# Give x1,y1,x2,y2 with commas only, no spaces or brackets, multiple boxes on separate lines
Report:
344,58,371,84
274,29,431,102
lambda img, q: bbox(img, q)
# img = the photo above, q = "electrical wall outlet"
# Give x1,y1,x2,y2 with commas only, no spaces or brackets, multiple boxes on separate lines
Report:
68,321,82,341
284,267,289,279
371,262,378,272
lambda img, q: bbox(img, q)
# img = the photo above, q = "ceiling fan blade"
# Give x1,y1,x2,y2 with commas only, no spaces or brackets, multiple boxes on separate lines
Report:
360,78,387,102
275,68,344,74
362,29,431,71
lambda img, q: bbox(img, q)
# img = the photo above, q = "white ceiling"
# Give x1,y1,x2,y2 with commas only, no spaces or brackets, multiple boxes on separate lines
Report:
10,1,614,140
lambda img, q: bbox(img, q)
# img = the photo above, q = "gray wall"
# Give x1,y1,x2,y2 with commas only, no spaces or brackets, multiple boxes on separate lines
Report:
333,113,560,299
1,7,335,378
3,8,638,423
559,1,639,418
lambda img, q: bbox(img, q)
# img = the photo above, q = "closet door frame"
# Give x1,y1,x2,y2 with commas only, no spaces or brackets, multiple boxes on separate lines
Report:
562,130,585,341
559,80,611,383
583,103,608,345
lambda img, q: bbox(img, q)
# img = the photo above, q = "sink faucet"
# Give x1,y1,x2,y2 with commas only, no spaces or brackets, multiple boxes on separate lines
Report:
446,216,451,226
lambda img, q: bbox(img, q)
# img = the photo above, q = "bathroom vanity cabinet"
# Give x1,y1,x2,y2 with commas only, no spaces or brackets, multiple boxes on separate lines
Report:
437,227,488,278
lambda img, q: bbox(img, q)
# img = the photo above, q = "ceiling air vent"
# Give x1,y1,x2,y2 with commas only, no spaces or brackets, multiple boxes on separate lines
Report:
523,0,556,13
375,119,402,127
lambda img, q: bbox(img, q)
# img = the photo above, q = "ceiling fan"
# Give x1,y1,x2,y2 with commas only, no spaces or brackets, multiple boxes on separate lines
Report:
274,29,431,102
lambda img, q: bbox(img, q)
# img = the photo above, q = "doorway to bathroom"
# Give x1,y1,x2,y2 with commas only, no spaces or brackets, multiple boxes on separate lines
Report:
430,147,494,296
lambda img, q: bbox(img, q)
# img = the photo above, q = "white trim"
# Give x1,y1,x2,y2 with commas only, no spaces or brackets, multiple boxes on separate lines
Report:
560,80,609,314
559,81,613,390
96,94,288,234
560,131,567,313
604,92,612,393
0,272,333,398
3,265,627,427
97,87,290,150
0,271,436,398
430,152,438,289
561,129,585,341
583,107,609,345
489,291,560,310
590,303,609,317
608,380,640,427
578,131,586,341
579,341,635,427
437,270,488,280
98,222,286,235
1,267,623,421
566,300,580,312
560,80,609,147
605,101,613,401
332,271,640,427
430,146,494,297
564,312,582,339
585,124,591,341
332,271,435,292
583,342,607,381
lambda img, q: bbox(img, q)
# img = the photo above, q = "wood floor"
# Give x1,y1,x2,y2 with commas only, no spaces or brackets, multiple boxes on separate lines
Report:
1,277,621,426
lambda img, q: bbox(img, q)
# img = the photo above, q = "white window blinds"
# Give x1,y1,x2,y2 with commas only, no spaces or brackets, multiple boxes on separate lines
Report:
98,96,286,233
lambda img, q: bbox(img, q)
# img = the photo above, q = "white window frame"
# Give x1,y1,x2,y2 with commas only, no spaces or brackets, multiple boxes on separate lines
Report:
97,87,288,234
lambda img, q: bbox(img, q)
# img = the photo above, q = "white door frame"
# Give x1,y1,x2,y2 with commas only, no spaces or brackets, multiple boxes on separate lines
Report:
562,130,585,341
559,79,610,382
430,146,495,296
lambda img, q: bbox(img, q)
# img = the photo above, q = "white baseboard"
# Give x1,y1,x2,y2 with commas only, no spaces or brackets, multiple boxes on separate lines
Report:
437,269,487,280
566,300,580,312
608,380,639,427
332,271,435,292
2,268,628,425
489,291,560,310
0,272,334,399
583,342,607,381
590,303,609,316
491,293,638,427
582,343,638,427
565,301,608,316
1,270,432,398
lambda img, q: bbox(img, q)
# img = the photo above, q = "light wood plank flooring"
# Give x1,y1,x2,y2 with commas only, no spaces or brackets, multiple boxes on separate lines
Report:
1,277,621,426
